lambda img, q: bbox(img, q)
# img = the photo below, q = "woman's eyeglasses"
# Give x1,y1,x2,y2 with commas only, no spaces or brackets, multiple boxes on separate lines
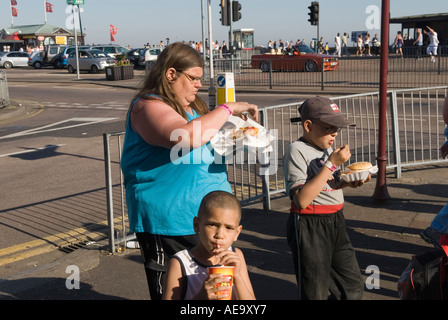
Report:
181,72,202,84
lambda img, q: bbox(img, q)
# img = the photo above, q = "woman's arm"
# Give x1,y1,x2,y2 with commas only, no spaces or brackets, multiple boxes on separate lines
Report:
131,99,258,149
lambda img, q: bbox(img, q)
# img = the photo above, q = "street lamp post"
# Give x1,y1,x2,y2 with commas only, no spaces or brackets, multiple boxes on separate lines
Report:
207,0,216,110
72,5,80,80
373,0,391,200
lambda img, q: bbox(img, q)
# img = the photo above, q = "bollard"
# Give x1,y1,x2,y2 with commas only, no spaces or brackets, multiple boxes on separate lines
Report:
0,71,10,108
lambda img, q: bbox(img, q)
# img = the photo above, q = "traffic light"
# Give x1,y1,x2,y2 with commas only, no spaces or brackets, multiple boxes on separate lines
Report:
232,1,242,22
308,1,319,26
219,0,230,26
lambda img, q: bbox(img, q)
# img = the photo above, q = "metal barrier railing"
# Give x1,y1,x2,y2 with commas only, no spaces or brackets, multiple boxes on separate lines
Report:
203,51,448,89
103,131,131,253
0,71,10,108
103,86,448,252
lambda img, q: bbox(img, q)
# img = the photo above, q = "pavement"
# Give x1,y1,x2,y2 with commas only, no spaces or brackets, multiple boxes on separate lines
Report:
1,77,448,303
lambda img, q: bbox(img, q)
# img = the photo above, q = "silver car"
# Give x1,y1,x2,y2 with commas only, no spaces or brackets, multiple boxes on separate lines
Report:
138,48,161,67
67,49,115,74
28,51,44,69
0,51,30,69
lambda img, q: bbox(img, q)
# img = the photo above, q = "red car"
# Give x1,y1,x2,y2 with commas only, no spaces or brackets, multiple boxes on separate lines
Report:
251,44,339,72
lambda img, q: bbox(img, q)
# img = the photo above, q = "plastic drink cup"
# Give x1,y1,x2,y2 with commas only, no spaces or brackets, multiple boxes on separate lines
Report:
207,266,234,300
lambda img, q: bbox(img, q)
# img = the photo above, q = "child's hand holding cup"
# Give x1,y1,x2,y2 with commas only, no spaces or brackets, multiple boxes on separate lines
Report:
207,266,234,300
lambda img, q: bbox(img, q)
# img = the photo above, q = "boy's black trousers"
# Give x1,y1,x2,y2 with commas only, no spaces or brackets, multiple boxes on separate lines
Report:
286,210,364,300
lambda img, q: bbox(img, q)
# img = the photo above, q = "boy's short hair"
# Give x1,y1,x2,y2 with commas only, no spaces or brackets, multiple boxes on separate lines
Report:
298,96,355,128
198,191,242,223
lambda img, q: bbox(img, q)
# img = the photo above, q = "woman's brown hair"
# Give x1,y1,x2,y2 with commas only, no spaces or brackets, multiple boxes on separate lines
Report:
132,42,209,120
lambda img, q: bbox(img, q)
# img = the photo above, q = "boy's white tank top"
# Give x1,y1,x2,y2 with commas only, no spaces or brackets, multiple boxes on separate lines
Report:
173,247,233,300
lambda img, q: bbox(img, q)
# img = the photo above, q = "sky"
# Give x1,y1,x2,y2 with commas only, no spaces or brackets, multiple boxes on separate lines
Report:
1,0,447,48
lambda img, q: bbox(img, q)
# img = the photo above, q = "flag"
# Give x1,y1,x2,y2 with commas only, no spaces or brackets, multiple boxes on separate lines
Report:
110,25,117,42
11,0,17,6
46,2,53,13
11,7,18,17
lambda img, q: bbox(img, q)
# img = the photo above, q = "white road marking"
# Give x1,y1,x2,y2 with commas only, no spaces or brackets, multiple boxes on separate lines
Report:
41,101,128,111
0,117,117,140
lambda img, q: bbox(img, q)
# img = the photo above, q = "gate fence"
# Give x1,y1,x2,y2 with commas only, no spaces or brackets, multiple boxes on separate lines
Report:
103,86,448,252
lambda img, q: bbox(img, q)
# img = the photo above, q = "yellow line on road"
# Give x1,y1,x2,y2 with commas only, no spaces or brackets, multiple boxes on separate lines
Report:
0,218,126,268
0,102,44,125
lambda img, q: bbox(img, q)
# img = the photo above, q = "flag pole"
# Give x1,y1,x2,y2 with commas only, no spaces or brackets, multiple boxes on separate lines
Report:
44,0,47,24
10,2,14,27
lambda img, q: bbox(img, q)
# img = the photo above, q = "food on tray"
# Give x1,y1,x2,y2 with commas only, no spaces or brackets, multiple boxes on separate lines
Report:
230,126,259,140
243,126,259,136
345,161,373,173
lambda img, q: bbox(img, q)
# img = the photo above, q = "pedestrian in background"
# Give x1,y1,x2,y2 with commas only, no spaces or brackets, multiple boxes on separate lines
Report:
364,33,371,56
318,37,324,53
394,31,403,59
324,42,329,54
413,28,423,60
341,32,350,56
425,26,439,63
120,42,258,300
220,40,228,58
371,34,380,56
334,33,341,57
356,35,363,56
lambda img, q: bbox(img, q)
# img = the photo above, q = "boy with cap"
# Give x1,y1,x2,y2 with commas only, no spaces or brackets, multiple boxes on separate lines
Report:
283,96,370,300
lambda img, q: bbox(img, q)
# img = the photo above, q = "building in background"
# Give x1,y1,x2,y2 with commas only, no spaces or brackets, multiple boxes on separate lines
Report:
0,24,85,51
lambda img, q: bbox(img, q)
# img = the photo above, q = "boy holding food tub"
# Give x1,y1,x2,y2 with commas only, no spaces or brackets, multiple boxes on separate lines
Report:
283,96,371,300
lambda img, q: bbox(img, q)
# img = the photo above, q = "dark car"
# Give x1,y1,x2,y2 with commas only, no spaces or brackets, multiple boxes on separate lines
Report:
91,44,129,58
126,48,146,68
251,45,339,72
43,44,66,68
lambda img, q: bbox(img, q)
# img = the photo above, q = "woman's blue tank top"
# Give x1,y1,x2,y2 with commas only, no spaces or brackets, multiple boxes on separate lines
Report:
120,98,231,235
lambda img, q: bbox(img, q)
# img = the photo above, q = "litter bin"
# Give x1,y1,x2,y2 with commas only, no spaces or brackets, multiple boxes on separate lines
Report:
0,71,10,108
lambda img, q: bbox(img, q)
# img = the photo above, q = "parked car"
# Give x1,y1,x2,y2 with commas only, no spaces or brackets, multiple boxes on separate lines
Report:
66,49,115,73
0,51,29,68
28,51,44,69
60,45,92,67
251,44,339,72
43,44,66,69
138,48,161,67
91,44,129,58
126,48,146,67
